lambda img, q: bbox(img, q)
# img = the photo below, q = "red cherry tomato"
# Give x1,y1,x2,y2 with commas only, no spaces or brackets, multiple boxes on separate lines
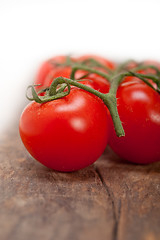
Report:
109,81,160,164
19,89,109,172
43,66,109,93
125,62,138,70
34,55,76,87
142,60,160,74
78,54,115,70
75,69,110,93
122,72,158,90
35,55,112,93
83,68,110,93
36,66,73,96
43,66,72,88
126,60,160,75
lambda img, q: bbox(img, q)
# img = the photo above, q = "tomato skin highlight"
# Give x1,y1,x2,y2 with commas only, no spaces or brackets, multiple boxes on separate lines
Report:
19,89,109,172
109,81,160,164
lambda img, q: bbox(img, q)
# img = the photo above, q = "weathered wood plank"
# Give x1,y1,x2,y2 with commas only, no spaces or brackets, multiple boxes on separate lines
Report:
0,126,160,240
96,152,160,240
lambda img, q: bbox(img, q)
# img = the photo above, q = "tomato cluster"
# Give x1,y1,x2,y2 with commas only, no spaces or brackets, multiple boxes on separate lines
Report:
19,55,160,172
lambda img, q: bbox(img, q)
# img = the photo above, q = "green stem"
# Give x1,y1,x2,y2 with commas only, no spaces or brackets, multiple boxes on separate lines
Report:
109,74,126,95
70,64,111,82
106,73,126,136
103,93,125,137
80,58,113,74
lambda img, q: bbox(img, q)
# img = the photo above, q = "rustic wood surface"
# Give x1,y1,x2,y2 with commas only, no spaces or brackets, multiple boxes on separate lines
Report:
0,124,160,240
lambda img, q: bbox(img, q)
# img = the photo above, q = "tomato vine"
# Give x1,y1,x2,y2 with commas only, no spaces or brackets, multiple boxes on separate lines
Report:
20,55,160,169
27,60,160,137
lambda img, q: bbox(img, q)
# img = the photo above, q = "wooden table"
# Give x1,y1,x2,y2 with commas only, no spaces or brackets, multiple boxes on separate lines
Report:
1,123,160,240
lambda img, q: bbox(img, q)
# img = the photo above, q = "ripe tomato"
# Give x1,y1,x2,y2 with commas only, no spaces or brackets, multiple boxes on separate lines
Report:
75,69,110,93
35,55,112,93
19,89,109,172
126,60,160,75
78,54,115,70
141,60,160,74
83,67,110,93
34,55,76,87
43,66,109,93
43,66,72,88
109,81,160,164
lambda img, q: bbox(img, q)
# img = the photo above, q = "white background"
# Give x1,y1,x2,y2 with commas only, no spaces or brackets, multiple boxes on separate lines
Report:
0,0,160,133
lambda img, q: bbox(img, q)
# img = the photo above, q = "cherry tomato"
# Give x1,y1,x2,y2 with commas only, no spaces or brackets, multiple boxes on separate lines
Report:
126,60,160,75
78,54,115,70
141,60,160,74
43,66,109,93
83,67,110,93
43,66,72,88
109,81,160,164
125,62,138,70
19,89,109,172
35,55,112,93
75,69,110,93
122,63,159,89
34,55,76,87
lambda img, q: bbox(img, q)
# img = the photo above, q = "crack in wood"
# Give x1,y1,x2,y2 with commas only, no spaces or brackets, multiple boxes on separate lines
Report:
94,166,121,240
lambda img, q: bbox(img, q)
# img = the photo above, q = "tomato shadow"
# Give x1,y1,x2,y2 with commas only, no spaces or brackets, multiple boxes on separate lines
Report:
23,153,99,184
100,146,160,175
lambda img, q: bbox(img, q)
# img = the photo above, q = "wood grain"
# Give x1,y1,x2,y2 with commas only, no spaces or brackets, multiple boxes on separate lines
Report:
0,126,160,240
